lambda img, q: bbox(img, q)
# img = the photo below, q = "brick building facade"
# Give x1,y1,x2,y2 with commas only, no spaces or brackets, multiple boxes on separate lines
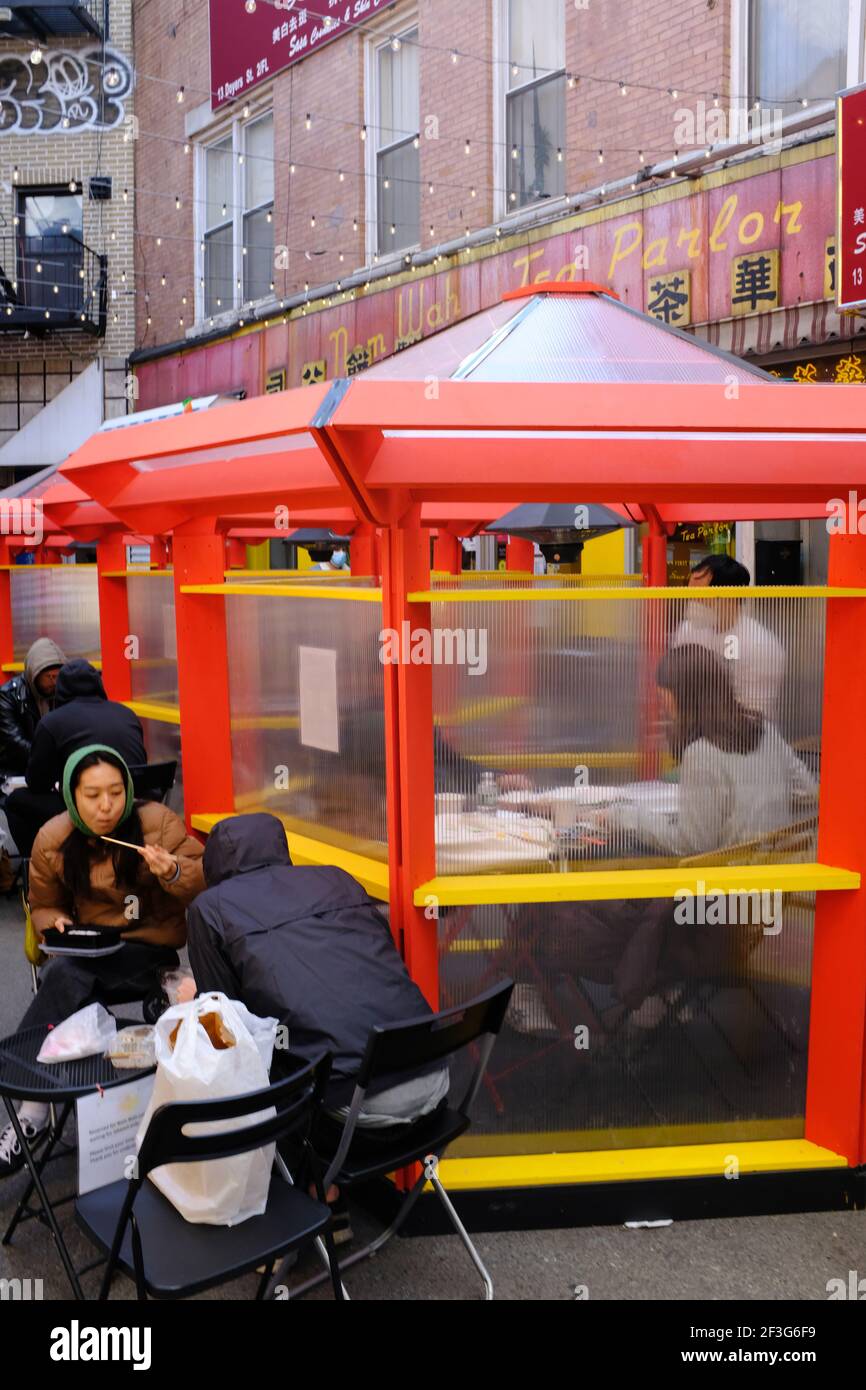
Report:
0,0,137,471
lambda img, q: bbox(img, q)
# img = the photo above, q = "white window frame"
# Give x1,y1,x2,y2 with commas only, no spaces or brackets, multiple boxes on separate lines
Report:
194,103,275,325
493,0,566,221
731,0,865,134
363,8,420,267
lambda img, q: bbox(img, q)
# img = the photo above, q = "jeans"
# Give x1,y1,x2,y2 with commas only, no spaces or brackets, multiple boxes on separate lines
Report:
20,942,179,1032
6,789,64,858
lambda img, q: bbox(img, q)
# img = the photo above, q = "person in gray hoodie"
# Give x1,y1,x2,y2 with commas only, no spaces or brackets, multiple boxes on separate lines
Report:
0,637,65,775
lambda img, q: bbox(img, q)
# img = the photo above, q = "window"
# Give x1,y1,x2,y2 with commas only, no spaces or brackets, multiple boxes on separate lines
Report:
199,111,274,319
17,188,83,313
749,0,848,111
373,27,420,255
506,0,565,210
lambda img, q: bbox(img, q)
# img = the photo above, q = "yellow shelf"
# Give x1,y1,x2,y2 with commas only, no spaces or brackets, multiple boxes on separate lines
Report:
2,658,102,674
433,1139,849,1191
414,862,860,907
409,585,866,604
190,812,390,900
181,584,382,602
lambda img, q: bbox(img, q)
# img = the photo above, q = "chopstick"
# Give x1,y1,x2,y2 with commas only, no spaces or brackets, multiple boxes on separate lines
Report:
99,834,145,852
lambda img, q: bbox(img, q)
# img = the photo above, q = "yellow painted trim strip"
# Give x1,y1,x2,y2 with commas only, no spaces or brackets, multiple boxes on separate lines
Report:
432,1139,848,1190
414,863,860,906
125,700,181,726
411,586,866,604
230,714,300,731
181,583,383,602
190,812,390,899
224,569,356,580
102,569,174,578
460,751,659,769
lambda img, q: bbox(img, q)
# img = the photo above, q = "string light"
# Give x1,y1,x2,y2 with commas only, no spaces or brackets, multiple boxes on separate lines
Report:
243,103,251,118
451,50,459,63
30,45,43,64
305,113,312,130
597,150,604,163
390,35,401,51
175,195,181,209
619,82,628,96
176,86,185,103
464,138,471,155
360,125,367,140
244,0,256,12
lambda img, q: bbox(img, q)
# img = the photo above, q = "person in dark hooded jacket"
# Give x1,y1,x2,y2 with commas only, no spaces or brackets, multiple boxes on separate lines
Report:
5,660,146,856
185,813,450,1122
0,637,65,774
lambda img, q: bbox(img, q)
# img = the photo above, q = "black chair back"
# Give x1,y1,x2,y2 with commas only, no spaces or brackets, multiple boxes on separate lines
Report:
355,981,514,1094
128,761,177,804
136,1052,331,1180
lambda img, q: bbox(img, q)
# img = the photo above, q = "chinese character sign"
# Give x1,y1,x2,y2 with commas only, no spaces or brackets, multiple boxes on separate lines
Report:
210,0,399,109
837,86,866,310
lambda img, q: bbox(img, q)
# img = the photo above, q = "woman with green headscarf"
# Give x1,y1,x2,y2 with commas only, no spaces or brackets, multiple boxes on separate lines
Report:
0,745,205,1179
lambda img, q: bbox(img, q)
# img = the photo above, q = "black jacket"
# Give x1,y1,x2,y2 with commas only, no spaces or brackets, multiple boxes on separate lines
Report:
25,660,147,793
0,674,40,774
187,813,437,1104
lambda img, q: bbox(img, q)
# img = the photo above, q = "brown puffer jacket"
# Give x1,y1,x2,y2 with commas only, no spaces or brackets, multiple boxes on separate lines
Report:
29,801,205,948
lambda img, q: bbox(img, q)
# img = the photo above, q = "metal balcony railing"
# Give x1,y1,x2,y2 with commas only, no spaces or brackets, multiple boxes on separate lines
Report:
0,232,107,336
0,2,103,40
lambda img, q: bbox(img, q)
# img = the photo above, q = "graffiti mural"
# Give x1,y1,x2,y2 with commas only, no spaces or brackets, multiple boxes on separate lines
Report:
0,46,133,134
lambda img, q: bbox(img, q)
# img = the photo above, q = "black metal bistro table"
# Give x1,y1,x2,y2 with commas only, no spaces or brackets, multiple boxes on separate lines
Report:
0,1020,155,1300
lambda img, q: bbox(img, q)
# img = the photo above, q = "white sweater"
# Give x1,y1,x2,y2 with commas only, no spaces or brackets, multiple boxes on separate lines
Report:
610,725,817,858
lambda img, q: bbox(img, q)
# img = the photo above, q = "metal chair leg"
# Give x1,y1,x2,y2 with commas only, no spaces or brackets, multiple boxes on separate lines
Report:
427,1165,494,1300
284,1166,430,1299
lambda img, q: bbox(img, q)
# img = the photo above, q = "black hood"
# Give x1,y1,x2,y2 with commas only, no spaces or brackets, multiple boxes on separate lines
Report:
203,812,293,886
55,660,107,705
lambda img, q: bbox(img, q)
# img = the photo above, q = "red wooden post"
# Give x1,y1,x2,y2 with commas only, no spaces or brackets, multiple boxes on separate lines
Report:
149,537,169,569
225,537,247,570
173,516,235,834
642,512,668,586
433,530,462,575
96,532,132,702
0,539,14,672
381,508,437,1006
351,523,379,578
806,532,866,1162
506,536,535,572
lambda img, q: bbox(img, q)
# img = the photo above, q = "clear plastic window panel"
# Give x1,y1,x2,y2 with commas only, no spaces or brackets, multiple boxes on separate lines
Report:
127,575,178,704
226,596,387,859
432,594,824,874
11,566,99,661
139,716,184,820
440,893,815,1155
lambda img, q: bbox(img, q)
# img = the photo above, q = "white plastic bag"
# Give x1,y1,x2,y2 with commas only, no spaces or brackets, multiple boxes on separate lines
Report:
136,992,278,1227
37,1003,117,1063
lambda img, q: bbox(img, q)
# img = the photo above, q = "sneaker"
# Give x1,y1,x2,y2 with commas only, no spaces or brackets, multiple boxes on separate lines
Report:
0,1116,48,1179
505,983,559,1039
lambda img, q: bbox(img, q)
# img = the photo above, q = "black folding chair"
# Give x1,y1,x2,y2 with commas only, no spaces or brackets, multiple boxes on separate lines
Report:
280,980,514,1302
75,1053,346,1301
128,761,177,805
